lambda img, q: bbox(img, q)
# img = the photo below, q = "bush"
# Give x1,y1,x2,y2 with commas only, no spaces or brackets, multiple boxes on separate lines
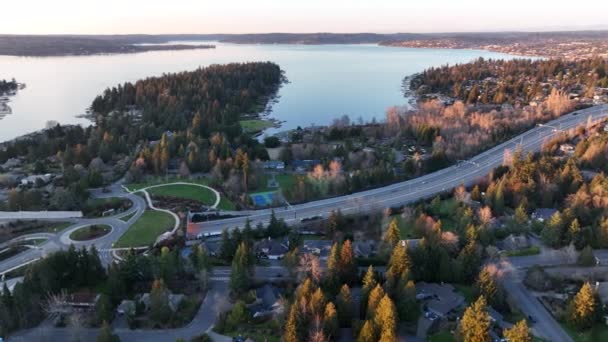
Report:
264,136,281,148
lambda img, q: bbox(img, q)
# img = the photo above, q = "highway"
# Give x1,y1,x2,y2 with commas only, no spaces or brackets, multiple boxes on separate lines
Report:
192,104,608,235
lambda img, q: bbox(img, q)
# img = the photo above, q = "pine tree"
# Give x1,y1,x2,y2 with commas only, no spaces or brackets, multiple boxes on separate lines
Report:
503,320,531,342
361,265,377,316
326,242,341,292
475,267,499,307
310,287,326,316
97,321,120,342
357,320,377,342
284,305,300,342
230,242,252,296
384,218,401,246
340,240,356,284
578,245,596,267
386,243,410,290
336,284,353,327
459,296,491,342
374,295,397,342
366,284,386,319
323,302,339,339
568,282,597,330
150,279,171,324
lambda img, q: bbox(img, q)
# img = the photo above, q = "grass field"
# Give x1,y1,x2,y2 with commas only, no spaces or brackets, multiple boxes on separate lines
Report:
125,177,210,192
69,225,111,241
147,184,218,206
119,211,137,222
428,332,456,342
115,211,175,248
44,222,73,233
239,119,275,133
562,323,608,342
505,246,541,257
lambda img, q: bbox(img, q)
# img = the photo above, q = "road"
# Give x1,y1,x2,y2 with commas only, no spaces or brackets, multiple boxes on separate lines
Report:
191,105,608,235
0,191,147,275
9,280,229,342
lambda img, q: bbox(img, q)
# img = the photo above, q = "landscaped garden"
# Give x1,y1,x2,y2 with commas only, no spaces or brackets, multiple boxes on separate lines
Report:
69,224,112,241
114,210,175,247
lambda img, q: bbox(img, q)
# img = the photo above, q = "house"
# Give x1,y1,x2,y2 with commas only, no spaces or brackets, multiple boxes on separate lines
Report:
353,241,378,258
20,174,53,187
201,240,221,257
137,293,184,312
532,208,558,222
292,159,321,172
116,300,136,315
255,237,289,260
399,239,422,249
559,144,575,154
302,240,333,260
500,234,530,251
416,282,465,318
64,292,101,310
250,284,285,318
263,161,285,170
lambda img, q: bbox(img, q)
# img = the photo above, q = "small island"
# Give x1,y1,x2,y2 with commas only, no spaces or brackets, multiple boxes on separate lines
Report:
0,78,24,116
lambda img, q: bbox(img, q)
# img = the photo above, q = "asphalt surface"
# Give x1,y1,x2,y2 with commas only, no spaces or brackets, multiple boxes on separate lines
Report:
192,105,608,235
0,191,147,275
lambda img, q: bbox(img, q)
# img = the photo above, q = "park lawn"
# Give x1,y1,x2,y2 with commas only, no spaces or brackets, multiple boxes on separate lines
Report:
119,211,137,222
239,119,274,133
385,214,416,239
125,177,210,192
562,323,608,342
428,331,456,342
276,174,296,189
115,210,175,248
454,284,477,304
505,246,541,257
147,184,218,206
69,225,111,241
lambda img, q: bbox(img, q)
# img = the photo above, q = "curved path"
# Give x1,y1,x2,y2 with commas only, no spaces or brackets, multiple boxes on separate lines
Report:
131,181,221,209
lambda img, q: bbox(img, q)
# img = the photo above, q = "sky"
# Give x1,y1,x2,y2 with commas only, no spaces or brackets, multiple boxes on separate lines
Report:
3,0,608,35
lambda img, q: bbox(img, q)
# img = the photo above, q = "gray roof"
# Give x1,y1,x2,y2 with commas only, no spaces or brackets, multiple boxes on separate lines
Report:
532,208,558,221
255,238,289,257
417,282,465,317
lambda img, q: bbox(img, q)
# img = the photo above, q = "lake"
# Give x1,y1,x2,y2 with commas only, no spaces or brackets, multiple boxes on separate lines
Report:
0,42,517,142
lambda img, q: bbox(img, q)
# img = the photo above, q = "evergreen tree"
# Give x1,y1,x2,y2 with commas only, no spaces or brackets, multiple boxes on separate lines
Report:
366,284,386,319
503,320,532,342
323,302,339,339
219,228,235,262
360,265,377,316
357,320,377,342
459,296,491,342
568,282,597,330
374,295,397,342
339,240,357,284
97,321,120,342
475,267,500,308
150,279,171,324
577,245,596,267
284,305,300,342
230,242,252,296
336,284,353,326
384,218,401,246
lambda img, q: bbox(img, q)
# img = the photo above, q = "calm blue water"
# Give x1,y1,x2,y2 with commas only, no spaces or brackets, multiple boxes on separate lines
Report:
0,42,517,142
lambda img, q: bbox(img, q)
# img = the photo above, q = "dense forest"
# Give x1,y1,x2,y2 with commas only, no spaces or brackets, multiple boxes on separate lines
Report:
0,63,283,210
0,78,18,94
411,57,608,105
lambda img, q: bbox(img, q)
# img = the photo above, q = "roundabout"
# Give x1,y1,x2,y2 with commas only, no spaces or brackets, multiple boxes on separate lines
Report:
64,224,113,243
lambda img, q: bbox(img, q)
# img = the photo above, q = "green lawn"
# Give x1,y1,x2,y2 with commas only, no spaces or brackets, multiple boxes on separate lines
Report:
69,225,111,241
562,323,608,342
428,331,456,342
505,246,541,257
254,174,297,193
114,211,175,248
454,284,477,304
385,214,416,239
147,184,218,206
119,211,137,222
125,177,210,192
239,119,275,133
